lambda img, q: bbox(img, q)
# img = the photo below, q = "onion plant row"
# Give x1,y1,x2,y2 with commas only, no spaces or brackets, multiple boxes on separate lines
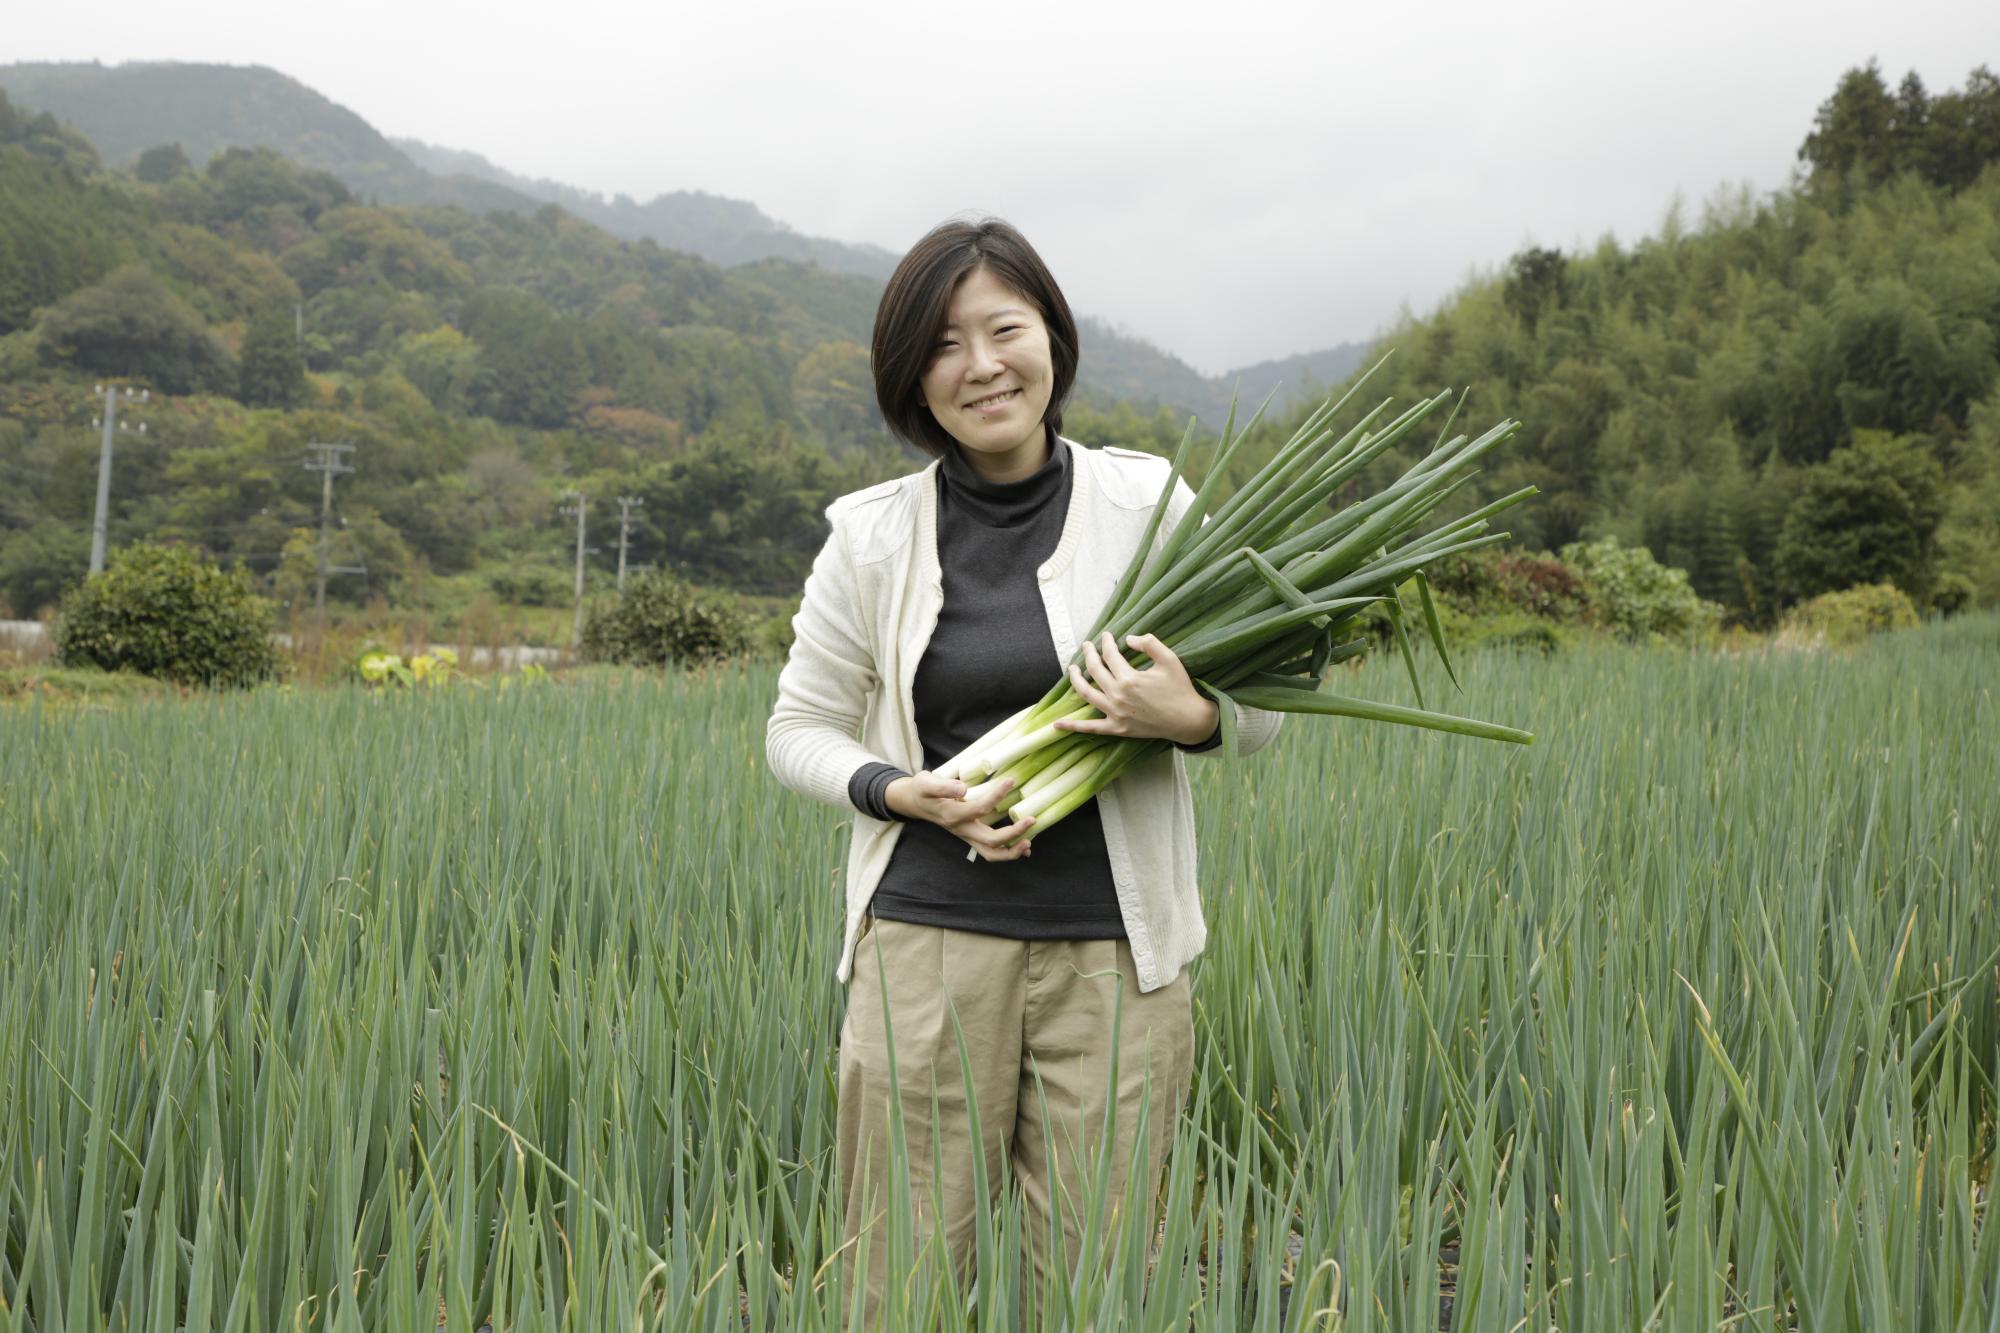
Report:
0,617,1994,1330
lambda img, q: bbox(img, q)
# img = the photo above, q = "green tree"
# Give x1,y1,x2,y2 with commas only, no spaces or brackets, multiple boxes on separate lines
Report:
1935,392,2000,607
1774,432,1946,603
1924,66,2000,190
793,340,884,453
460,289,585,429
281,205,472,297
202,146,349,228
0,148,128,333
394,325,482,414
35,265,234,394
0,519,88,618
133,143,191,183
238,300,306,406
1502,246,1569,331
1801,61,1899,185
1802,62,2000,194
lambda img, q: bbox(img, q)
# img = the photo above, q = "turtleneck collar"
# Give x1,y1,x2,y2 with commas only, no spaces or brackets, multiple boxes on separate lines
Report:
938,435,1069,529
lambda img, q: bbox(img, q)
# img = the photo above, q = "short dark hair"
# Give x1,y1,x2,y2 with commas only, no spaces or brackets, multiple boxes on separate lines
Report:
872,217,1080,459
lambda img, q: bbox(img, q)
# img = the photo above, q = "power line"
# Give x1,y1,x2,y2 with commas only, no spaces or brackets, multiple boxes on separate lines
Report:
303,441,364,623
88,383,149,574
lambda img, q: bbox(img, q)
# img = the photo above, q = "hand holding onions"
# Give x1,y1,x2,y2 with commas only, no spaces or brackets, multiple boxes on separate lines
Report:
883,771,1037,860
1057,631,1218,747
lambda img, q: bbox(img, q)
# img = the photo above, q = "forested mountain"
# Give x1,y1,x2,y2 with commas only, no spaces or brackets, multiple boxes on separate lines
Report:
392,134,1372,420
0,89,1213,619
0,62,1368,422
0,90,895,615
0,62,540,218
395,138,900,279
1224,61,2000,623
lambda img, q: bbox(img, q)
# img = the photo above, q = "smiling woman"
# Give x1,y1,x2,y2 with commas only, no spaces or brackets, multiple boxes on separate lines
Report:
767,216,1281,1324
869,219,1079,474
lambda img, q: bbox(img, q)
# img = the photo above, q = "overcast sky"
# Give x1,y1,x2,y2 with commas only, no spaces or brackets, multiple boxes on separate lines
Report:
10,0,1997,374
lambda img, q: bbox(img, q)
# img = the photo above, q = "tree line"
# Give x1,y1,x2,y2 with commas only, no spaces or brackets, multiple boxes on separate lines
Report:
4,64,1996,628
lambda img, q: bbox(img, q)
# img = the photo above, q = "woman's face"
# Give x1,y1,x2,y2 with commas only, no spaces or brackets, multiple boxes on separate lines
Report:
919,266,1055,479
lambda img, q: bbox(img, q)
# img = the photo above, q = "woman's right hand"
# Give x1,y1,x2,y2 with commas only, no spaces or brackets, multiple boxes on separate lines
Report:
885,771,1035,861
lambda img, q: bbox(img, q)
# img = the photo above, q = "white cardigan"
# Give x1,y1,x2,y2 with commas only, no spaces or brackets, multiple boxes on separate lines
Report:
764,436,1282,993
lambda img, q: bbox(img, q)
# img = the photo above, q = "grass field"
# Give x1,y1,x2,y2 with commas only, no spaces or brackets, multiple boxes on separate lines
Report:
1,617,1995,1330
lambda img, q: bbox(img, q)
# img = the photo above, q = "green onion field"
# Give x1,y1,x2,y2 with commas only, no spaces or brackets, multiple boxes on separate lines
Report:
2,618,1995,1330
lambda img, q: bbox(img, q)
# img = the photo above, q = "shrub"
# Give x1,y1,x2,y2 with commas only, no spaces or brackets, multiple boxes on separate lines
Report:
1781,582,1920,647
1418,549,1589,624
580,571,752,668
487,561,573,608
1354,591,1573,658
54,542,282,687
752,597,800,661
1454,611,1572,656
1560,537,1723,643
1420,550,1500,605
1493,552,1588,619
1931,572,1975,618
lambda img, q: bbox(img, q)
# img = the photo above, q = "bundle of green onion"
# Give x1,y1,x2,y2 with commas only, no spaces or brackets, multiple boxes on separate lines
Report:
939,369,1539,845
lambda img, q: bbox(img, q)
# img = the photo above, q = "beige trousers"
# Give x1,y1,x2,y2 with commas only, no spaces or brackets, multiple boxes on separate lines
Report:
836,916,1195,1328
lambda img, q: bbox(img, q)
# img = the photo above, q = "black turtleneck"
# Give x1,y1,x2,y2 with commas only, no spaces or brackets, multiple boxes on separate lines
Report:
848,437,1126,939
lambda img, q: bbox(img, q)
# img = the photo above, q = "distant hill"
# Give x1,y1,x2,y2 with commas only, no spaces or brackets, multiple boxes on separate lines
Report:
1225,343,1375,412
0,61,539,217
0,60,1360,423
1080,320,1371,426
396,138,899,280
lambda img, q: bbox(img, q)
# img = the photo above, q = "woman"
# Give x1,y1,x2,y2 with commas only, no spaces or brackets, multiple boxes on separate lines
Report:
765,217,1281,1321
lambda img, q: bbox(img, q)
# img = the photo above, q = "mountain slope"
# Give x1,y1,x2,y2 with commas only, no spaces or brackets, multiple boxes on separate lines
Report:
0,61,538,217
0,60,1367,424
397,137,899,279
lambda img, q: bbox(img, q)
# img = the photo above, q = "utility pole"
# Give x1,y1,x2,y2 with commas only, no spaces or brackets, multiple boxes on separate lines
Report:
614,495,644,592
88,383,149,574
559,491,597,649
303,442,363,623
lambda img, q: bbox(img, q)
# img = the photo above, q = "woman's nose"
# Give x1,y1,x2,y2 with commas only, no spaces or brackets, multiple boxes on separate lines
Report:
967,339,1004,379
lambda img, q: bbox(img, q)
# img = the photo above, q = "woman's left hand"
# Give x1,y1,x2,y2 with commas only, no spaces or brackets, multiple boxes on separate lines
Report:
1056,632,1218,747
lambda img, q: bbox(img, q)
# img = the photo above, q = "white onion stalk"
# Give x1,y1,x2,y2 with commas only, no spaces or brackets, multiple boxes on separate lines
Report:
935,704,1033,782
958,704,1097,783
1011,744,1106,820
1015,738,1100,803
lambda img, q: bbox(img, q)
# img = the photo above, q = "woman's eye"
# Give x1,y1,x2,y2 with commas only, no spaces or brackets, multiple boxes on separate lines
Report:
997,326,1021,335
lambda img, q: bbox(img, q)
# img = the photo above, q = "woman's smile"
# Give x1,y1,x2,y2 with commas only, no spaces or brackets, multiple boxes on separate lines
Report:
967,387,1021,413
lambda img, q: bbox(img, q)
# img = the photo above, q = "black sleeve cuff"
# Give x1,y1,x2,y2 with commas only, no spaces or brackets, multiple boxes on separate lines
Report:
849,761,914,822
